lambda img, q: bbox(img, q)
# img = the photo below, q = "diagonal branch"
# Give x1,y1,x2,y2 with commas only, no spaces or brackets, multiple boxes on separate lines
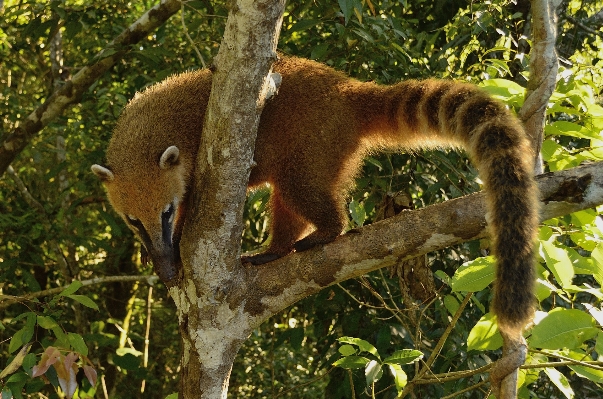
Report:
0,0,182,177
243,162,603,323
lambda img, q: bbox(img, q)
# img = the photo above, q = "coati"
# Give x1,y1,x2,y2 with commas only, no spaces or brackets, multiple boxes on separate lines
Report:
92,56,539,336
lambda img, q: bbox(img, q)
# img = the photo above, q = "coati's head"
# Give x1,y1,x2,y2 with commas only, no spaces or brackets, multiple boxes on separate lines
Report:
91,70,210,284
92,146,190,283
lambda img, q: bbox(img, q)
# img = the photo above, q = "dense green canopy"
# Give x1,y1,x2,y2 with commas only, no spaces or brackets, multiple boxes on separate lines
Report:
1,0,602,398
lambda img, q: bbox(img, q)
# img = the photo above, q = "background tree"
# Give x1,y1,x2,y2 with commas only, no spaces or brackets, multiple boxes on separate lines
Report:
1,0,603,398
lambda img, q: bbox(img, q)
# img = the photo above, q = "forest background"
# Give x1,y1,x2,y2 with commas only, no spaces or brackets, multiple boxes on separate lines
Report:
1,0,603,398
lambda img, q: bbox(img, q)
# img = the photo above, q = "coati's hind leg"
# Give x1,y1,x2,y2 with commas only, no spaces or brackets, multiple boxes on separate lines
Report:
243,190,312,265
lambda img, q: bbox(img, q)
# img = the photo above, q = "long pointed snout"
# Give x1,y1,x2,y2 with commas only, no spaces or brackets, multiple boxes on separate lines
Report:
148,245,180,285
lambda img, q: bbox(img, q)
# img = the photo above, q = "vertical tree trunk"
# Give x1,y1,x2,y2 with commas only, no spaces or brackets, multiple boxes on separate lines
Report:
519,0,560,174
172,1,286,397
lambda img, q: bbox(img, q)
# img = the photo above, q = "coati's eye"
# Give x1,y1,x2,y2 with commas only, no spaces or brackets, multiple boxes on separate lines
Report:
124,214,152,249
126,215,144,231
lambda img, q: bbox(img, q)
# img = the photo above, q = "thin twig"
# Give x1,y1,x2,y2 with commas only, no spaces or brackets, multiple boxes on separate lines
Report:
7,165,46,213
401,293,473,397
440,379,489,399
421,293,473,373
274,367,334,398
530,349,603,371
141,286,153,394
337,283,387,310
0,275,159,310
180,2,206,68
7,165,72,279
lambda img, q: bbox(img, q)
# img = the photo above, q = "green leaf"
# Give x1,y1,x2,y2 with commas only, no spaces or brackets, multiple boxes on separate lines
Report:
481,78,524,94
592,242,603,270
8,325,34,354
540,241,574,288
595,332,603,360
67,294,99,310
451,256,495,292
443,295,460,315
22,353,37,372
570,209,597,226
337,337,380,359
288,19,320,33
530,308,598,349
365,360,382,385
59,281,83,297
383,349,423,365
365,157,383,169
567,349,603,383
541,139,563,162
338,0,353,23
544,367,574,398
165,394,179,399
388,364,408,393
467,313,503,351
289,328,304,351
339,344,357,356
113,353,141,370
37,315,59,330
349,200,366,227
333,355,370,369
0,343,32,379
546,121,602,141
68,333,88,356
353,28,374,43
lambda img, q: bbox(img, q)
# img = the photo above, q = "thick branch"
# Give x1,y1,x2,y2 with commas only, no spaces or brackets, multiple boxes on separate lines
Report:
245,162,603,321
0,0,181,177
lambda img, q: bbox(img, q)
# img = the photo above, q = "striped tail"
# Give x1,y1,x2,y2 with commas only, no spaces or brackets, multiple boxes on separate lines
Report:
359,79,540,335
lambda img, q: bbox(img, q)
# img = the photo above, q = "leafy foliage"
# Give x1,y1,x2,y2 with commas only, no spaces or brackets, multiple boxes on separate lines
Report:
1,0,602,398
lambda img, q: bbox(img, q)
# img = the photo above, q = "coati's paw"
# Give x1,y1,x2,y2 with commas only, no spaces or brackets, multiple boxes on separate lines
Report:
293,238,317,252
241,252,282,265
294,233,339,252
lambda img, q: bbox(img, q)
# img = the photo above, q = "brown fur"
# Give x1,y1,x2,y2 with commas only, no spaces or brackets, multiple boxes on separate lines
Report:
93,56,539,335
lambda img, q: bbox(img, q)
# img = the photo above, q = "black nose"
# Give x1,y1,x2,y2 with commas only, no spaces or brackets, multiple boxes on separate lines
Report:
150,248,180,286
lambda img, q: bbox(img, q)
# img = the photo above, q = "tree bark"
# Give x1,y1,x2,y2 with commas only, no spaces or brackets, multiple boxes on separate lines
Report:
170,1,286,397
0,0,182,177
518,0,560,174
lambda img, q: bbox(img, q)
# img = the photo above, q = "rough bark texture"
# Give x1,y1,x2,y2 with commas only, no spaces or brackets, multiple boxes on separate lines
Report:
171,1,286,397
518,0,560,174
0,0,182,177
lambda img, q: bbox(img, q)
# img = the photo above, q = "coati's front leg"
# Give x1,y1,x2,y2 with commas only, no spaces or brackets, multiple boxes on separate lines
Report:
272,186,347,255
243,191,311,265
244,187,347,265
292,198,346,252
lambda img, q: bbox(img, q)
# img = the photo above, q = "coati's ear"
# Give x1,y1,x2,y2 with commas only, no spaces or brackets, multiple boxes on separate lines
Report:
91,164,115,182
159,146,180,169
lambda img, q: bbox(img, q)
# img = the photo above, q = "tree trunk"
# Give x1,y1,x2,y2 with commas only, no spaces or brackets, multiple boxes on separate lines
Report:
172,1,286,397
